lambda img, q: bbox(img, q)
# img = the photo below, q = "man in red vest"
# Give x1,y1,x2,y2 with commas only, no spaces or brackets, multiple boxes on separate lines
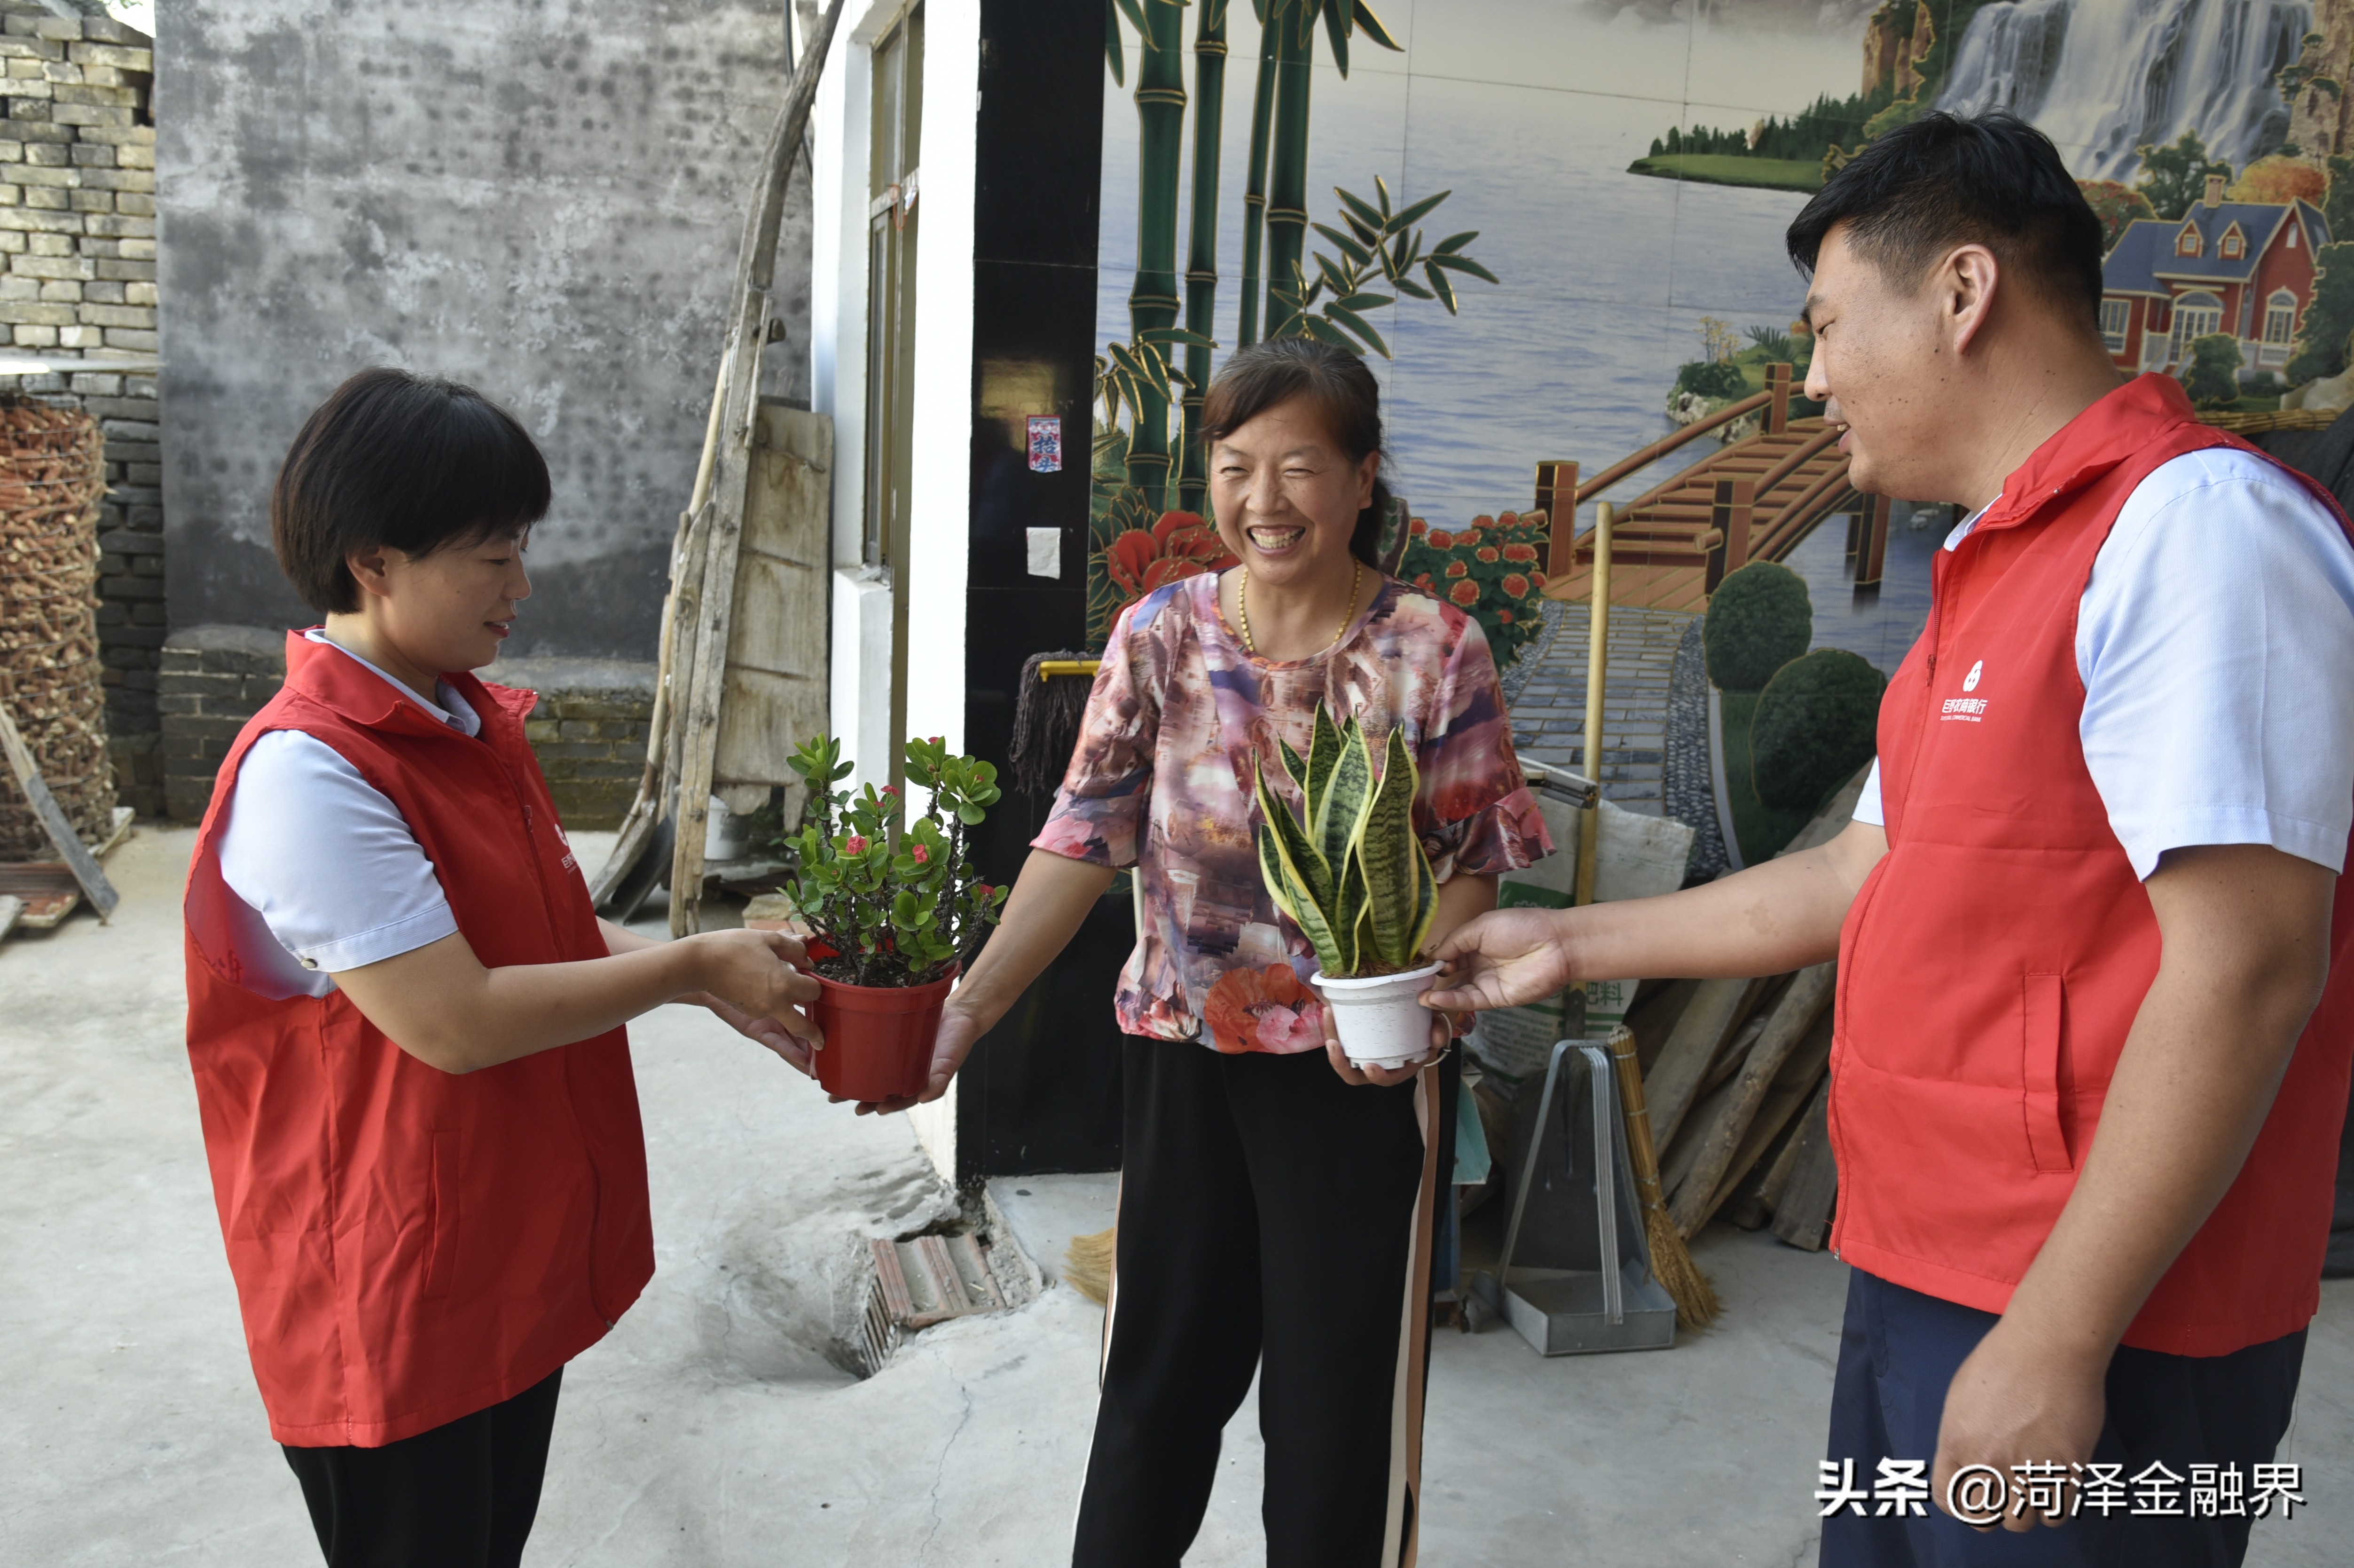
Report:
1429,112,2354,1565
185,368,824,1567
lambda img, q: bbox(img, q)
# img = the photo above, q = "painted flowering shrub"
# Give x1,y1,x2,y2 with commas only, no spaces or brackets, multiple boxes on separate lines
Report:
1398,510,1550,664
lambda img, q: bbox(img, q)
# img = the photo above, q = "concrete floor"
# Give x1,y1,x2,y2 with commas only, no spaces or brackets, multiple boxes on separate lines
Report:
4,825,2350,1564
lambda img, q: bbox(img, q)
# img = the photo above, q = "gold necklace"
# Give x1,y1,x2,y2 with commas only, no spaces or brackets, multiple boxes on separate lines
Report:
1239,558,1361,656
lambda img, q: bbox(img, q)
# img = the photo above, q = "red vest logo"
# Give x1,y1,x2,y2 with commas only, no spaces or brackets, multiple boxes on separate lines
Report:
1943,660,1988,721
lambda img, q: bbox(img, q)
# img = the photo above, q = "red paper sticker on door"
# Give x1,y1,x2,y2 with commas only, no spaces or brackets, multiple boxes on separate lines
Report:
1027,416,1062,473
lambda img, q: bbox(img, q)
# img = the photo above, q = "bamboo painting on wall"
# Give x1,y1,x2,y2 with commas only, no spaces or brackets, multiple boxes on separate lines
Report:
1088,0,2354,676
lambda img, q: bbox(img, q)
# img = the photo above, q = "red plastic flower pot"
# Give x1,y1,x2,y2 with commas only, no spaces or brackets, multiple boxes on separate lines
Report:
811,964,959,1104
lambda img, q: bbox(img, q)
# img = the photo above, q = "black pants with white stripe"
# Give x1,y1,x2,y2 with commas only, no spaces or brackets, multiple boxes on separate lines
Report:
1074,1036,1452,1568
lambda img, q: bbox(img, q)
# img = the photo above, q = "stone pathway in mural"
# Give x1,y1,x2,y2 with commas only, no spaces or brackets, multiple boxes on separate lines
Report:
1505,603,1695,816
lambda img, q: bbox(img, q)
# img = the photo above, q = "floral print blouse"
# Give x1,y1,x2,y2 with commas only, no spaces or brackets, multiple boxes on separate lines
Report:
1034,570,1551,1054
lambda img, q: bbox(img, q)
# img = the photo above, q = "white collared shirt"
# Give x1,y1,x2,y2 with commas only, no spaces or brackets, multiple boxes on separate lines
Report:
1852,448,2354,878
213,633,478,997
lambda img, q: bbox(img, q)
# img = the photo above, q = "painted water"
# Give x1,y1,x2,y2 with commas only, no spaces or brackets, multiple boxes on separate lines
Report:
1094,1,2288,673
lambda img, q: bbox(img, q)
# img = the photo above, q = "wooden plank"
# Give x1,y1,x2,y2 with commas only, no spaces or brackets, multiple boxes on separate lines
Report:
1671,962,1838,1236
0,703,117,918
1626,976,1699,1076
14,889,76,929
669,0,847,936
712,402,834,823
1771,1079,1839,1251
1643,975,1767,1152
1698,1006,1835,1225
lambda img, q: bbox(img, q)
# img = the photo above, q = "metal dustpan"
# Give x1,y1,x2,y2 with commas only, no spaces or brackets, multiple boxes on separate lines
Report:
1472,1038,1677,1355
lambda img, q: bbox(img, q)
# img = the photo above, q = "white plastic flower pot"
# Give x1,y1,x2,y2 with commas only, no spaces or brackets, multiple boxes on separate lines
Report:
1313,961,1444,1070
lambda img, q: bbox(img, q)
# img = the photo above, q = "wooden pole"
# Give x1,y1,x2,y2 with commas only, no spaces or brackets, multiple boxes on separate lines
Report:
1575,502,1614,907
1857,493,1891,587
1534,458,1577,576
1765,360,1790,436
0,703,115,919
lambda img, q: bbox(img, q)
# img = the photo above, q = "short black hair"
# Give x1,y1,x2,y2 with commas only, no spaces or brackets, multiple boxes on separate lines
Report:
1786,111,2104,328
271,367,551,615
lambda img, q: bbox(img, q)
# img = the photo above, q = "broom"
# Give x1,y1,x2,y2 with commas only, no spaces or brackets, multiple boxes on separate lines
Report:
1065,1226,1115,1304
1607,1023,1719,1329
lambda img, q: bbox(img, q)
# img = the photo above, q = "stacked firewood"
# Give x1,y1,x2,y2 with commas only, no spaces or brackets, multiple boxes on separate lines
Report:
0,399,110,859
1609,767,1870,1251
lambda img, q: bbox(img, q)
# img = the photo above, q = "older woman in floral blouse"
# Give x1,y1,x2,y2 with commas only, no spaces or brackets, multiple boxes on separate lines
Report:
887,340,1548,1567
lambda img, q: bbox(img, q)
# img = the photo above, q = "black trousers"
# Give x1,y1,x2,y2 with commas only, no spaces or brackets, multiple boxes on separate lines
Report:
282,1368,563,1568
1074,1037,1448,1568
1821,1271,2305,1567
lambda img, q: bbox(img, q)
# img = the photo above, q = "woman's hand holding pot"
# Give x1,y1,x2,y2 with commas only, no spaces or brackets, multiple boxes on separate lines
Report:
833,994,987,1117
683,928,824,1064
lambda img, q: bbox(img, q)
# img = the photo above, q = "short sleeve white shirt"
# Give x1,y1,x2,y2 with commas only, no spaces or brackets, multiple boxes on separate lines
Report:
1852,448,2354,878
213,634,478,996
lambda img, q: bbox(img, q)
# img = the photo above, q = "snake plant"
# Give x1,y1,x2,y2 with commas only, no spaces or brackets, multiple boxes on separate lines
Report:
1254,705,1437,978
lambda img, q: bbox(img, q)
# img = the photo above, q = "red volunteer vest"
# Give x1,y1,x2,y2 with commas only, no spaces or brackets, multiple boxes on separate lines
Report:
1831,374,2354,1356
183,634,654,1446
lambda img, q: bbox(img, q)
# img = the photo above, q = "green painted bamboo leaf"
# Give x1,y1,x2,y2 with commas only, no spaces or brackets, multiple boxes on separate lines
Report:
1334,185,1385,232
1344,211,1381,248
1385,189,1450,235
1428,252,1500,284
1324,306,1390,358
1204,0,1228,26
1351,0,1402,50
1115,0,1149,31
1311,222,1371,269
1434,228,1479,255
1393,275,1435,301
1313,252,1353,295
1300,314,1357,349
1331,290,1392,313
1106,0,1126,83
1422,262,1456,312
1252,0,1269,23
1139,326,1219,347
1321,0,1350,75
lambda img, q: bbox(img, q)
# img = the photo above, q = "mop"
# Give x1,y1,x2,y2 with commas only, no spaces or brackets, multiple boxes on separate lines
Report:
1010,651,1101,798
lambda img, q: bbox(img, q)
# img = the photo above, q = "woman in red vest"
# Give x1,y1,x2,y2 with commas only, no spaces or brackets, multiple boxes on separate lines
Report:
183,368,822,1568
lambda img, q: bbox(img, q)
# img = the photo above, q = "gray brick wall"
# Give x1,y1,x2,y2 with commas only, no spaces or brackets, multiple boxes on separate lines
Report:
0,3,161,812
159,628,656,831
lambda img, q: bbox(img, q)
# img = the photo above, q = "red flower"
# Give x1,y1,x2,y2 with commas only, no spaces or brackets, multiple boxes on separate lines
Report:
1531,570,1549,588
1476,546,1499,563
1449,579,1480,606
1503,542,1538,563
973,884,993,900
1203,963,1324,1054
1497,510,1520,526
1408,517,1427,535
911,844,929,863
1497,607,1516,624
1457,526,1484,547
1501,572,1530,598
844,834,869,855
1426,529,1454,549
1414,572,1434,589
1444,560,1468,578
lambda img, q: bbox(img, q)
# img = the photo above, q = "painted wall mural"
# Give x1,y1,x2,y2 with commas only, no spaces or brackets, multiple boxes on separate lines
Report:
1088,0,2354,679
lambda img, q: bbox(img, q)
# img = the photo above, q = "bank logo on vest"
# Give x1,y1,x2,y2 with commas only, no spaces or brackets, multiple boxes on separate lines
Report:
1943,659,1988,721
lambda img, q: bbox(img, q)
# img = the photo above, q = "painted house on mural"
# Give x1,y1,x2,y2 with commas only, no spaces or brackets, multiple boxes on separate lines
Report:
2100,175,2330,375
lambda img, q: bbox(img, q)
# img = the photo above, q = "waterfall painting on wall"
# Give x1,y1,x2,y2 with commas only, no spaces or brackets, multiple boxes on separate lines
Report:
1088,0,2348,678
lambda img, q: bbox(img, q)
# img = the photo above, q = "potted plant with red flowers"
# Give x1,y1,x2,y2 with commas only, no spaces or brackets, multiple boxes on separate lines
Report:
1398,510,1550,663
783,734,1008,1102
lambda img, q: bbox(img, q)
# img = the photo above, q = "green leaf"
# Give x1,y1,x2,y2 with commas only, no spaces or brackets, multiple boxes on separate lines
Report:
1352,0,1402,51
1334,185,1385,233
1323,305,1391,358
1311,222,1372,269
1344,210,1382,248
1300,314,1358,349
1373,173,1393,216
1321,0,1350,75
1422,261,1456,313
1259,820,1350,976
1313,719,1376,877
1394,274,1436,302
1434,228,1479,255
1304,704,1341,821
1278,737,1309,793
1105,0,1127,84
1330,290,1392,313
1428,252,1500,285
1139,326,1219,347
1386,188,1450,234
1354,726,1428,967
1115,0,1149,31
